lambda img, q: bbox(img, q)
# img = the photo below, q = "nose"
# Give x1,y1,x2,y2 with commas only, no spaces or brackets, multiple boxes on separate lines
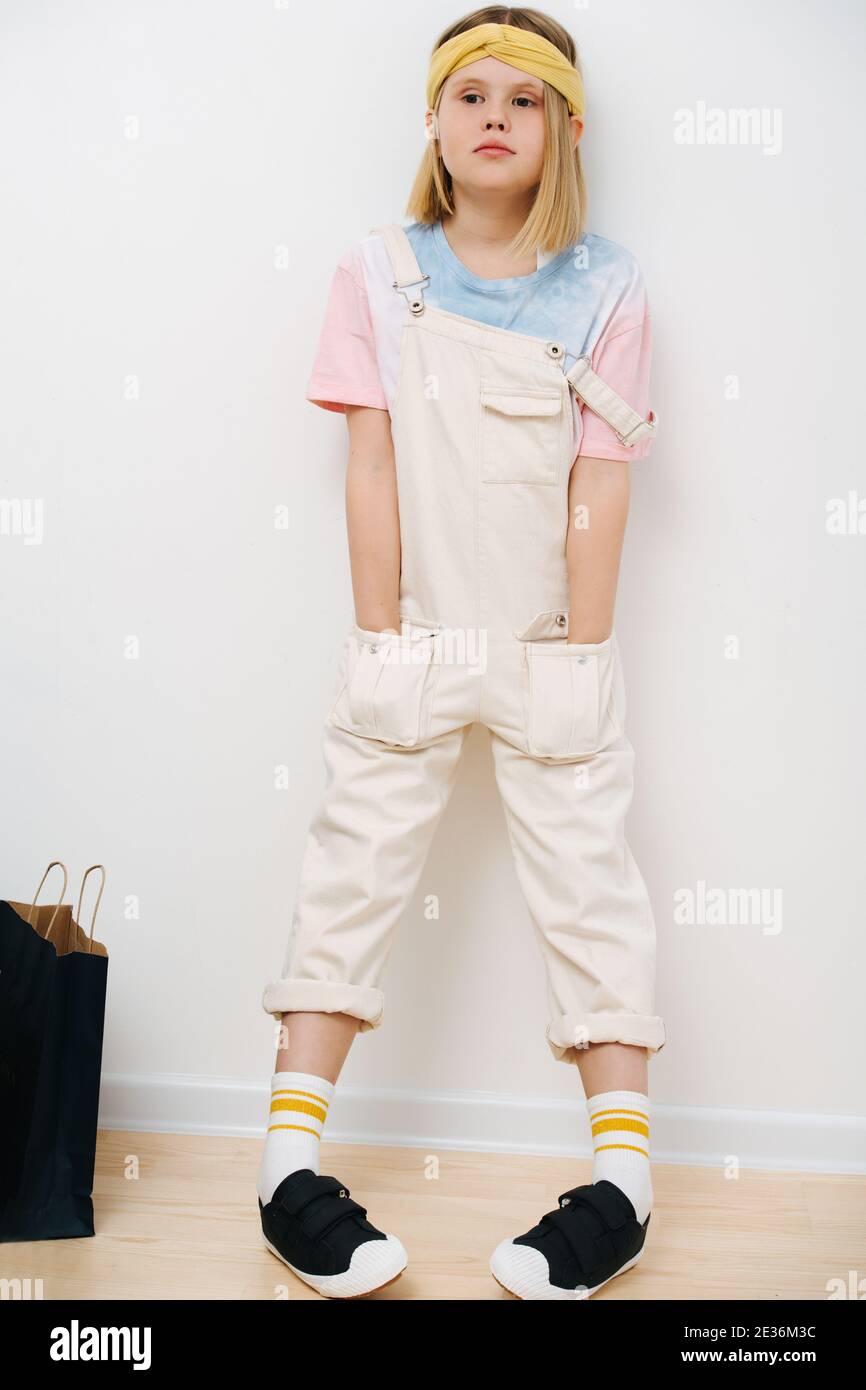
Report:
482,103,509,131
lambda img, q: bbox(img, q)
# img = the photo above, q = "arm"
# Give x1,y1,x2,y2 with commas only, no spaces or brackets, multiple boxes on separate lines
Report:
566,454,630,644
566,257,654,641
344,404,402,634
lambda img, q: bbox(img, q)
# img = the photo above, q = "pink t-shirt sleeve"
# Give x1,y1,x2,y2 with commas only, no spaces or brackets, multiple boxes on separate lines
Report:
577,267,655,463
305,248,389,414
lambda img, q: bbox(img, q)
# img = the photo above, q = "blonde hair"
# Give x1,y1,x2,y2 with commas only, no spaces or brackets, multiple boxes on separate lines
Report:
406,6,587,259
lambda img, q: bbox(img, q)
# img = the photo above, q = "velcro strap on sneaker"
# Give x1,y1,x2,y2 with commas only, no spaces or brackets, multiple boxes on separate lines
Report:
557,1181,633,1230
301,1193,369,1243
545,1207,606,1272
277,1172,346,1217
549,1183,635,1276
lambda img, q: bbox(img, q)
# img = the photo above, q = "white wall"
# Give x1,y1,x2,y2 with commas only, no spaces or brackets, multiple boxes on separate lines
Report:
2,0,864,1169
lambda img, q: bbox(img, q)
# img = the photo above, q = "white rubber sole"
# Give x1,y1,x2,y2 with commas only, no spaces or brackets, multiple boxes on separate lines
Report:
489,1237,646,1300
262,1231,408,1299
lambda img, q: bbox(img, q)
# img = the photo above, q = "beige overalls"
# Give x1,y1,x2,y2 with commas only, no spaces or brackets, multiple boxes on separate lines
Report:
261,224,666,1064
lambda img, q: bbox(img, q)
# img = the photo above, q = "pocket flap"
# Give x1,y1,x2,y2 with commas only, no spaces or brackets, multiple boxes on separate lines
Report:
481,388,563,418
515,610,570,640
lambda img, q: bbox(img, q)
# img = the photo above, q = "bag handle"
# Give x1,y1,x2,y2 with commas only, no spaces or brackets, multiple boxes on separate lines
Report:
27,860,69,941
75,864,106,953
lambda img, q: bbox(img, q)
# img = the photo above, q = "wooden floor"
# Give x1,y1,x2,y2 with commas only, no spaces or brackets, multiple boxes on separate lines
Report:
3,1129,864,1300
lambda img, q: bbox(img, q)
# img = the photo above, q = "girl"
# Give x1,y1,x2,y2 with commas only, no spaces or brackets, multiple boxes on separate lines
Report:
258,7,665,1300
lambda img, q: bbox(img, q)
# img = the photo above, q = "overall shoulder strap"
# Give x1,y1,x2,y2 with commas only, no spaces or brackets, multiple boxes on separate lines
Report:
369,223,657,445
368,224,429,307
565,356,658,449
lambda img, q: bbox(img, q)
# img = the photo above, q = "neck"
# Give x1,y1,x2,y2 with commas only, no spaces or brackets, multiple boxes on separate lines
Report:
442,191,535,262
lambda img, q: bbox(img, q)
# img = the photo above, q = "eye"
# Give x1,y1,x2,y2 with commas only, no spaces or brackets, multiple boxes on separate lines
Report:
459,91,539,107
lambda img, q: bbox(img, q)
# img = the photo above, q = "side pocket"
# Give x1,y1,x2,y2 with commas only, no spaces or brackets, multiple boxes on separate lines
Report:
325,632,352,727
609,634,627,738
523,636,616,759
330,625,440,748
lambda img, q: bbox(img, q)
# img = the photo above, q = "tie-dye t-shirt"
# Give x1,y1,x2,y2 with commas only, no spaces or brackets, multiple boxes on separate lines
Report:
305,219,655,463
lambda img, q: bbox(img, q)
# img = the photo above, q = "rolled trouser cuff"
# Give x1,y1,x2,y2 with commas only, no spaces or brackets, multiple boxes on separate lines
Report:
261,979,385,1033
547,1010,667,1063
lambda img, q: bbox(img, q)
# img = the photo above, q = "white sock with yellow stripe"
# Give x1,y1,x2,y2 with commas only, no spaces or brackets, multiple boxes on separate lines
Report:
257,1071,335,1206
586,1089,653,1225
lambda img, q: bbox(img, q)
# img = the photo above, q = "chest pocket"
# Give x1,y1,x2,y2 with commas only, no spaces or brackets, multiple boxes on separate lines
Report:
480,386,566,485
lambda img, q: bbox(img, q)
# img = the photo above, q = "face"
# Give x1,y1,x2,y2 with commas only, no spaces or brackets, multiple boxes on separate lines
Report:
428,55,583,197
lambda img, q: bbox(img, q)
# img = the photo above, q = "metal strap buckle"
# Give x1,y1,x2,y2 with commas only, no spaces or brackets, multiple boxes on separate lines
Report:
394,275,430,315
615,410,658,446
570,354,657,448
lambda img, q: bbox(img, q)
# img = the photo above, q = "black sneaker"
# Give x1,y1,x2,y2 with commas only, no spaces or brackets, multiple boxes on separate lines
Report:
259,1168,407,1298
489,1179,650,1300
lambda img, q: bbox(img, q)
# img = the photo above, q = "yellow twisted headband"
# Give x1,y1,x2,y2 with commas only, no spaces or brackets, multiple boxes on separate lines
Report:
427,22,584,122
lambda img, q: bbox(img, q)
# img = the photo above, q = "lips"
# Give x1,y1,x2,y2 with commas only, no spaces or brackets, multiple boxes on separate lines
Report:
474,143,514,154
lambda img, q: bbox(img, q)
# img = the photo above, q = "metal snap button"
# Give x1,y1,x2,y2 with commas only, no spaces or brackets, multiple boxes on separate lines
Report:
368,643,378,653
555,613,566,626
546,342,564,358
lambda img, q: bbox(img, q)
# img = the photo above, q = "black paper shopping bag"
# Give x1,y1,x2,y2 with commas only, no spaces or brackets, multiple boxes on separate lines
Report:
0,861,108,1242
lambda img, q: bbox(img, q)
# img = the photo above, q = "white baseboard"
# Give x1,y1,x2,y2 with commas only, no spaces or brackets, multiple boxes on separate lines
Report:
97,1073,866,1174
